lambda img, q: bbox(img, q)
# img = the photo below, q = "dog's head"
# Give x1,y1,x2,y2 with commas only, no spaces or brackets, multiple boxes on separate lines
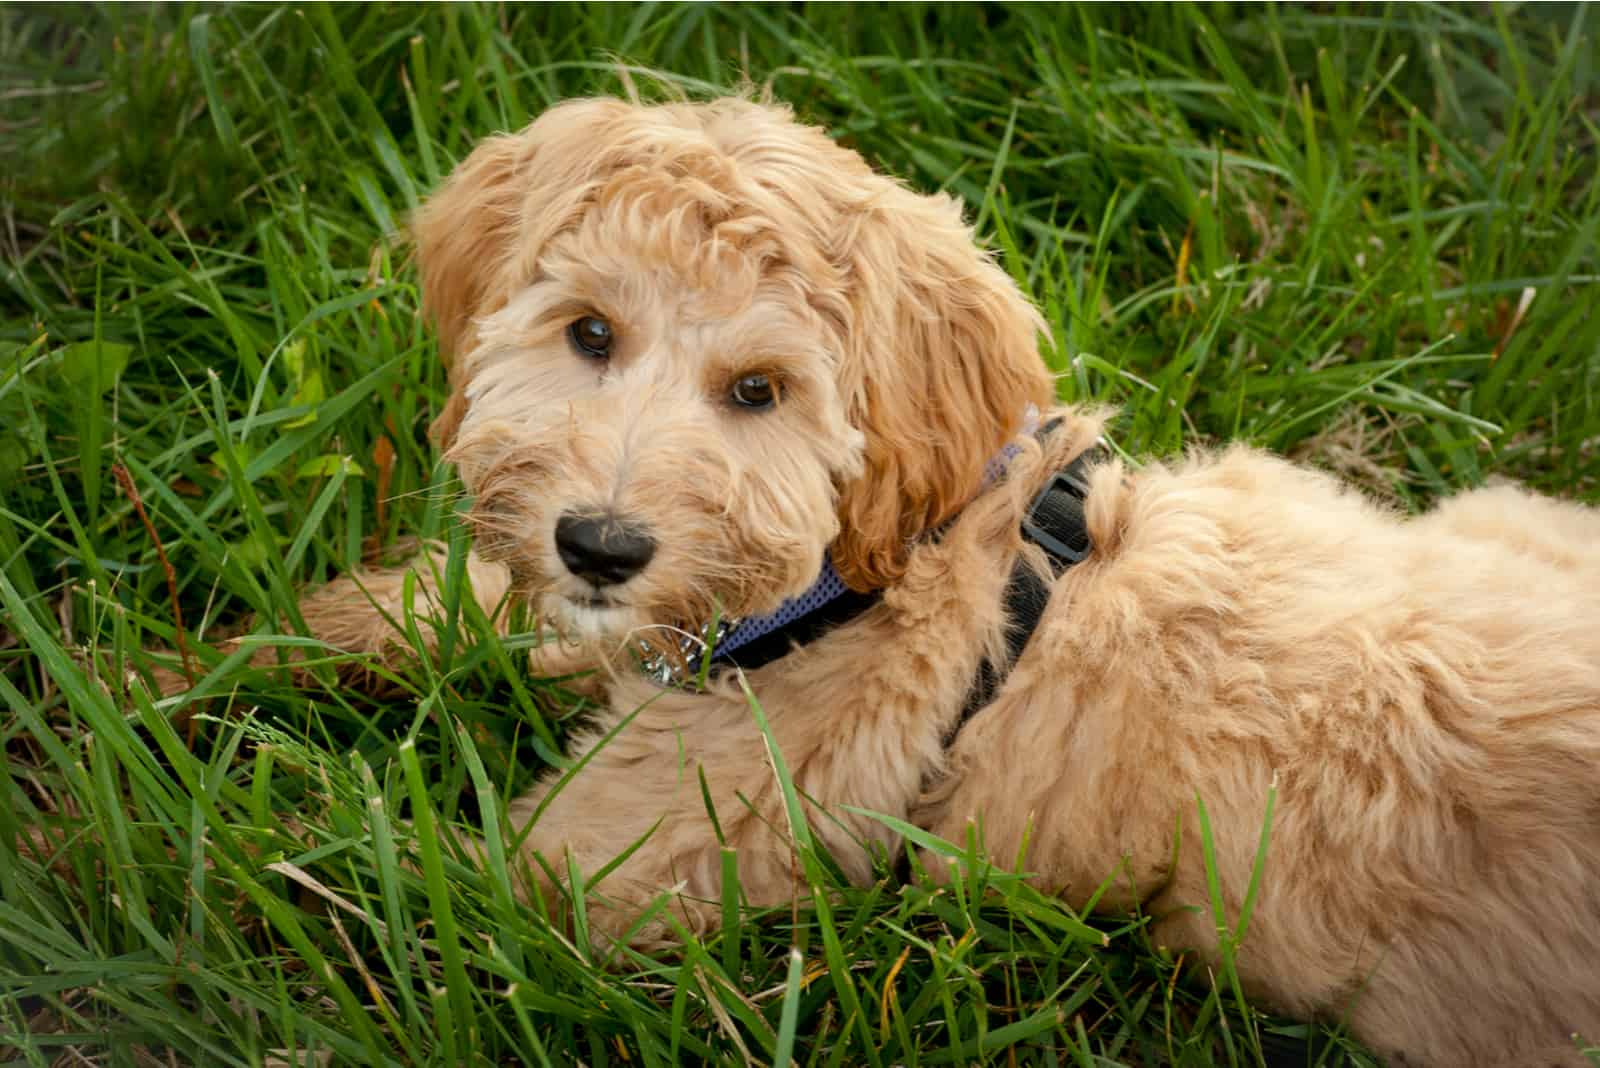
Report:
417,96,1054,647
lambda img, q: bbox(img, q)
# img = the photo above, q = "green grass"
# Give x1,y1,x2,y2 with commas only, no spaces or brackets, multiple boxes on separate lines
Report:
3,4,1599,1065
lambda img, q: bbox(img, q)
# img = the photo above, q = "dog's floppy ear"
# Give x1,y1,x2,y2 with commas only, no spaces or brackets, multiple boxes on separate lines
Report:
412,98,631,448
828,190,1056,591
411,132,538,448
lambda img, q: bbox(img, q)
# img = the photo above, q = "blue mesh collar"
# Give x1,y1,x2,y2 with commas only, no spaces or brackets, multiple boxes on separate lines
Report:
707,552,857,665
709,408,1039,668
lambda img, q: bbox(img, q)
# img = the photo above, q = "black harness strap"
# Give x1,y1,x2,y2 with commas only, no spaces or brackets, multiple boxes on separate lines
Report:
950,445,1102,739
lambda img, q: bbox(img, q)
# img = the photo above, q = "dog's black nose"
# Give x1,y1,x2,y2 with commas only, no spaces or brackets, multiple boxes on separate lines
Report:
554,513,657,586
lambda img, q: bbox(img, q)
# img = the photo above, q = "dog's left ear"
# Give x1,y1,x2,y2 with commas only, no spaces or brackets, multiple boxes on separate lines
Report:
827,189,1056,591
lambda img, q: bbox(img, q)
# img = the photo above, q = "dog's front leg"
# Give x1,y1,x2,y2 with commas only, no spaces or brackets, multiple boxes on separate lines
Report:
291,545,608,695
493,686,771,949
145,544,528,696
490,802,723,953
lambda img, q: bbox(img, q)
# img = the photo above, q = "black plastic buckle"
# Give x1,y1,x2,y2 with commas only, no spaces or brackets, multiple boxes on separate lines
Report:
1021,463,1094,566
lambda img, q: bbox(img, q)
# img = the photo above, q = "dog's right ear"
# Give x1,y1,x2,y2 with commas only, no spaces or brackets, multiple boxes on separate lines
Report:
412,132,538,449
413,98,634,449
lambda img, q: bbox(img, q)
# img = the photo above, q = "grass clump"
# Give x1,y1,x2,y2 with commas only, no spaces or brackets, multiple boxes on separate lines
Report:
3,4,1598,1065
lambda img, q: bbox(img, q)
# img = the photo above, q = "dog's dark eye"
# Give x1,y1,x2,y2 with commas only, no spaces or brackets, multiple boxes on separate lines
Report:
731,373,778,410
569,316,613,358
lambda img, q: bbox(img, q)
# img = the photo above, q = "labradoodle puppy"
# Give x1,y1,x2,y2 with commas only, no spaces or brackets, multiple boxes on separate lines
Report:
296,97,1600,1066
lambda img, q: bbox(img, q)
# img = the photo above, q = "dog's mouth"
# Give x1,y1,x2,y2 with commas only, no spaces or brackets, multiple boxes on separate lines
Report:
543,579,741,675
546,587,642,642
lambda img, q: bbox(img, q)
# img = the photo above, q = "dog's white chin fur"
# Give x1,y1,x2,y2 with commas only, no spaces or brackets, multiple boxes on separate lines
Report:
546,593,643,643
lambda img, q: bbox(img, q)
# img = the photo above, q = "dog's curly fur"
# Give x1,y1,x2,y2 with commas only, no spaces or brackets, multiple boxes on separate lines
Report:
297,96,1600,1066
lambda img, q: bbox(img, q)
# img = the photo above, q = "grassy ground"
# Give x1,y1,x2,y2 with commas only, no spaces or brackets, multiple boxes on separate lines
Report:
3,4,1598,1065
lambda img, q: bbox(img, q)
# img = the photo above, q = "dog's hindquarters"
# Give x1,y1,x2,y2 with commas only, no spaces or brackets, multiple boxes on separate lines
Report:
918,449,1600,1067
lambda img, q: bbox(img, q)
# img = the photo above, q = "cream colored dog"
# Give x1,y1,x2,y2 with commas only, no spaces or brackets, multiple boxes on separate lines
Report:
295,96,1600,1066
